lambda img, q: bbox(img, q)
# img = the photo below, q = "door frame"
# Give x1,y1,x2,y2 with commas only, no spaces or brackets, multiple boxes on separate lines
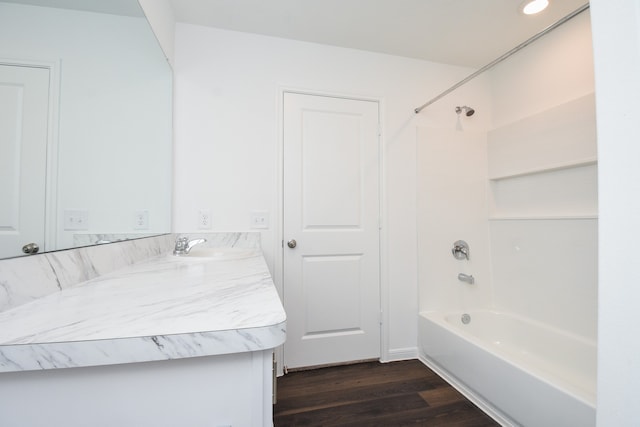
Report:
275,87,389,374
0,58,61,253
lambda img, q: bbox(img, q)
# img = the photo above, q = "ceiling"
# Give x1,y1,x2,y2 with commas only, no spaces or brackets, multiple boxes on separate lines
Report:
168,0,589,68
1,0,143,17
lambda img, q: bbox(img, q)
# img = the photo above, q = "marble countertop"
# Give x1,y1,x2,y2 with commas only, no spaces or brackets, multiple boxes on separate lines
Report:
0,247,286,372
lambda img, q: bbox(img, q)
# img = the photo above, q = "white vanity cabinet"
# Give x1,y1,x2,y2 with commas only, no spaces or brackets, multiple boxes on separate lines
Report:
0,350,276,426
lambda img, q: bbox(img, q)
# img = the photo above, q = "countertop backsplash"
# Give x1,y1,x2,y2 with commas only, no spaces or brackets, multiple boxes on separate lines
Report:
0,232,260,313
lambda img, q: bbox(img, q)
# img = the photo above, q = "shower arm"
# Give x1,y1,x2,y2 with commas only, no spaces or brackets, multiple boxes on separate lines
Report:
413,3,590,115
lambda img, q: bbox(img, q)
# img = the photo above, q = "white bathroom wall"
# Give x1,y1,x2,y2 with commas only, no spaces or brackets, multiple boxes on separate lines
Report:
487,11,597,338
590,0,640,425
0,3,173,250
172,23,491,358
490,11,595,127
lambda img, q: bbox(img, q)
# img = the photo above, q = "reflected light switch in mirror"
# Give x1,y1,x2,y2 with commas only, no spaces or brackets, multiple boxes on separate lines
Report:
134,210,149,230
63,209,89,230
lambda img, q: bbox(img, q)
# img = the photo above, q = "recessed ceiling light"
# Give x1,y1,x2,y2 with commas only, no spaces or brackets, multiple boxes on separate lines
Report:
521,0,549,15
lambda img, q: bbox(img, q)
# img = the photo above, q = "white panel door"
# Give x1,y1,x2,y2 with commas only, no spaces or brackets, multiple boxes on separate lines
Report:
283,92,380,369
0,64,50,258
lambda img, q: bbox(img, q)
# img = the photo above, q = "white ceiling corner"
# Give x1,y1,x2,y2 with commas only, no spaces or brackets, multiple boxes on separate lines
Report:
168,0,589,68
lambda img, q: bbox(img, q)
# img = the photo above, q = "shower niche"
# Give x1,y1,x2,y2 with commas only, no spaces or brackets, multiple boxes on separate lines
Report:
487,93,597,220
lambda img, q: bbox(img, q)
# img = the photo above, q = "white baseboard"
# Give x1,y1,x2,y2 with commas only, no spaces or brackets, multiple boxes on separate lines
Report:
383,347,418,362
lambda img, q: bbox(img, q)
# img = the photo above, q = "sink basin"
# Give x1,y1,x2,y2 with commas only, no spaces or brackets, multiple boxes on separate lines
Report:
182,247,226,258
172,247,257,261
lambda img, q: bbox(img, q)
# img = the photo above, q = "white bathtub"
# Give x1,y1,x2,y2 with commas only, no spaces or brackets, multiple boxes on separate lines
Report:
419,310,596,427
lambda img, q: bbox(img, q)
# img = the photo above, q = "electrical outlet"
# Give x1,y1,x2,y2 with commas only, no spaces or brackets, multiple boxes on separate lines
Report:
134,210,149,230
63,209,89,230
198,209,212,229
250,211,269,229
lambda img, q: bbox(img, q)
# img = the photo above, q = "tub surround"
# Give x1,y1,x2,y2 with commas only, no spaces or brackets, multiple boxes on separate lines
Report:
416,93,598,426
487,94,598,339
0,232,285,372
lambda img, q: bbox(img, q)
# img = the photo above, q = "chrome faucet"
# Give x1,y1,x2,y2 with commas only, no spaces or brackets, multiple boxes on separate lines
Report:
173,236,207,256
458,273,475,285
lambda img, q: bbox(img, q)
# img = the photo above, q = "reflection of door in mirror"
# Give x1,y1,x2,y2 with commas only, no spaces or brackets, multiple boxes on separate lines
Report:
0,64,50,258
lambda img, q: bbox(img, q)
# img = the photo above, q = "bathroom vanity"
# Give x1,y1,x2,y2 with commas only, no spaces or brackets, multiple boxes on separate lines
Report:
0,233,286,427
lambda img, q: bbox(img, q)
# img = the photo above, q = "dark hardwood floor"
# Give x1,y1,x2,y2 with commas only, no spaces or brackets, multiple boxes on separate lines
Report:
274,360,499,427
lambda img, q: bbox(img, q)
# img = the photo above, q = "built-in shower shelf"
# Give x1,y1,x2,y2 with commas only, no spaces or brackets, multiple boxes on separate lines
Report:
488,157,597,181
489,214,598,221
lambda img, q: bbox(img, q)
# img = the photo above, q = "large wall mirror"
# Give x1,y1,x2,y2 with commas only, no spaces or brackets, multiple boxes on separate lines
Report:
0,0,172,259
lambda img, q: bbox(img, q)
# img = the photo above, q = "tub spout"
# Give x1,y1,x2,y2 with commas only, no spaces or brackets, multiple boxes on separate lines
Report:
458,273,475,285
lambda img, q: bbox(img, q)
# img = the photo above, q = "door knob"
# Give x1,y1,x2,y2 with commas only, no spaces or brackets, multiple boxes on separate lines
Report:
287,239,297,249
22,243,40,255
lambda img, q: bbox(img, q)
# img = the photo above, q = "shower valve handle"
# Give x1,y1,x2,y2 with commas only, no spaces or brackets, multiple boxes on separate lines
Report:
452,240,470,260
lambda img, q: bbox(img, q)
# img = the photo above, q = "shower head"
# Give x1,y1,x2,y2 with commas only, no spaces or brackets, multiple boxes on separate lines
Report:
455,106,475,117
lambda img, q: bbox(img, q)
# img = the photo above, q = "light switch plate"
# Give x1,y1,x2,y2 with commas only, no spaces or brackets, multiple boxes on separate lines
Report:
198,209,212,229
134,210,149,230
250,211,269,229
63,209,89,230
